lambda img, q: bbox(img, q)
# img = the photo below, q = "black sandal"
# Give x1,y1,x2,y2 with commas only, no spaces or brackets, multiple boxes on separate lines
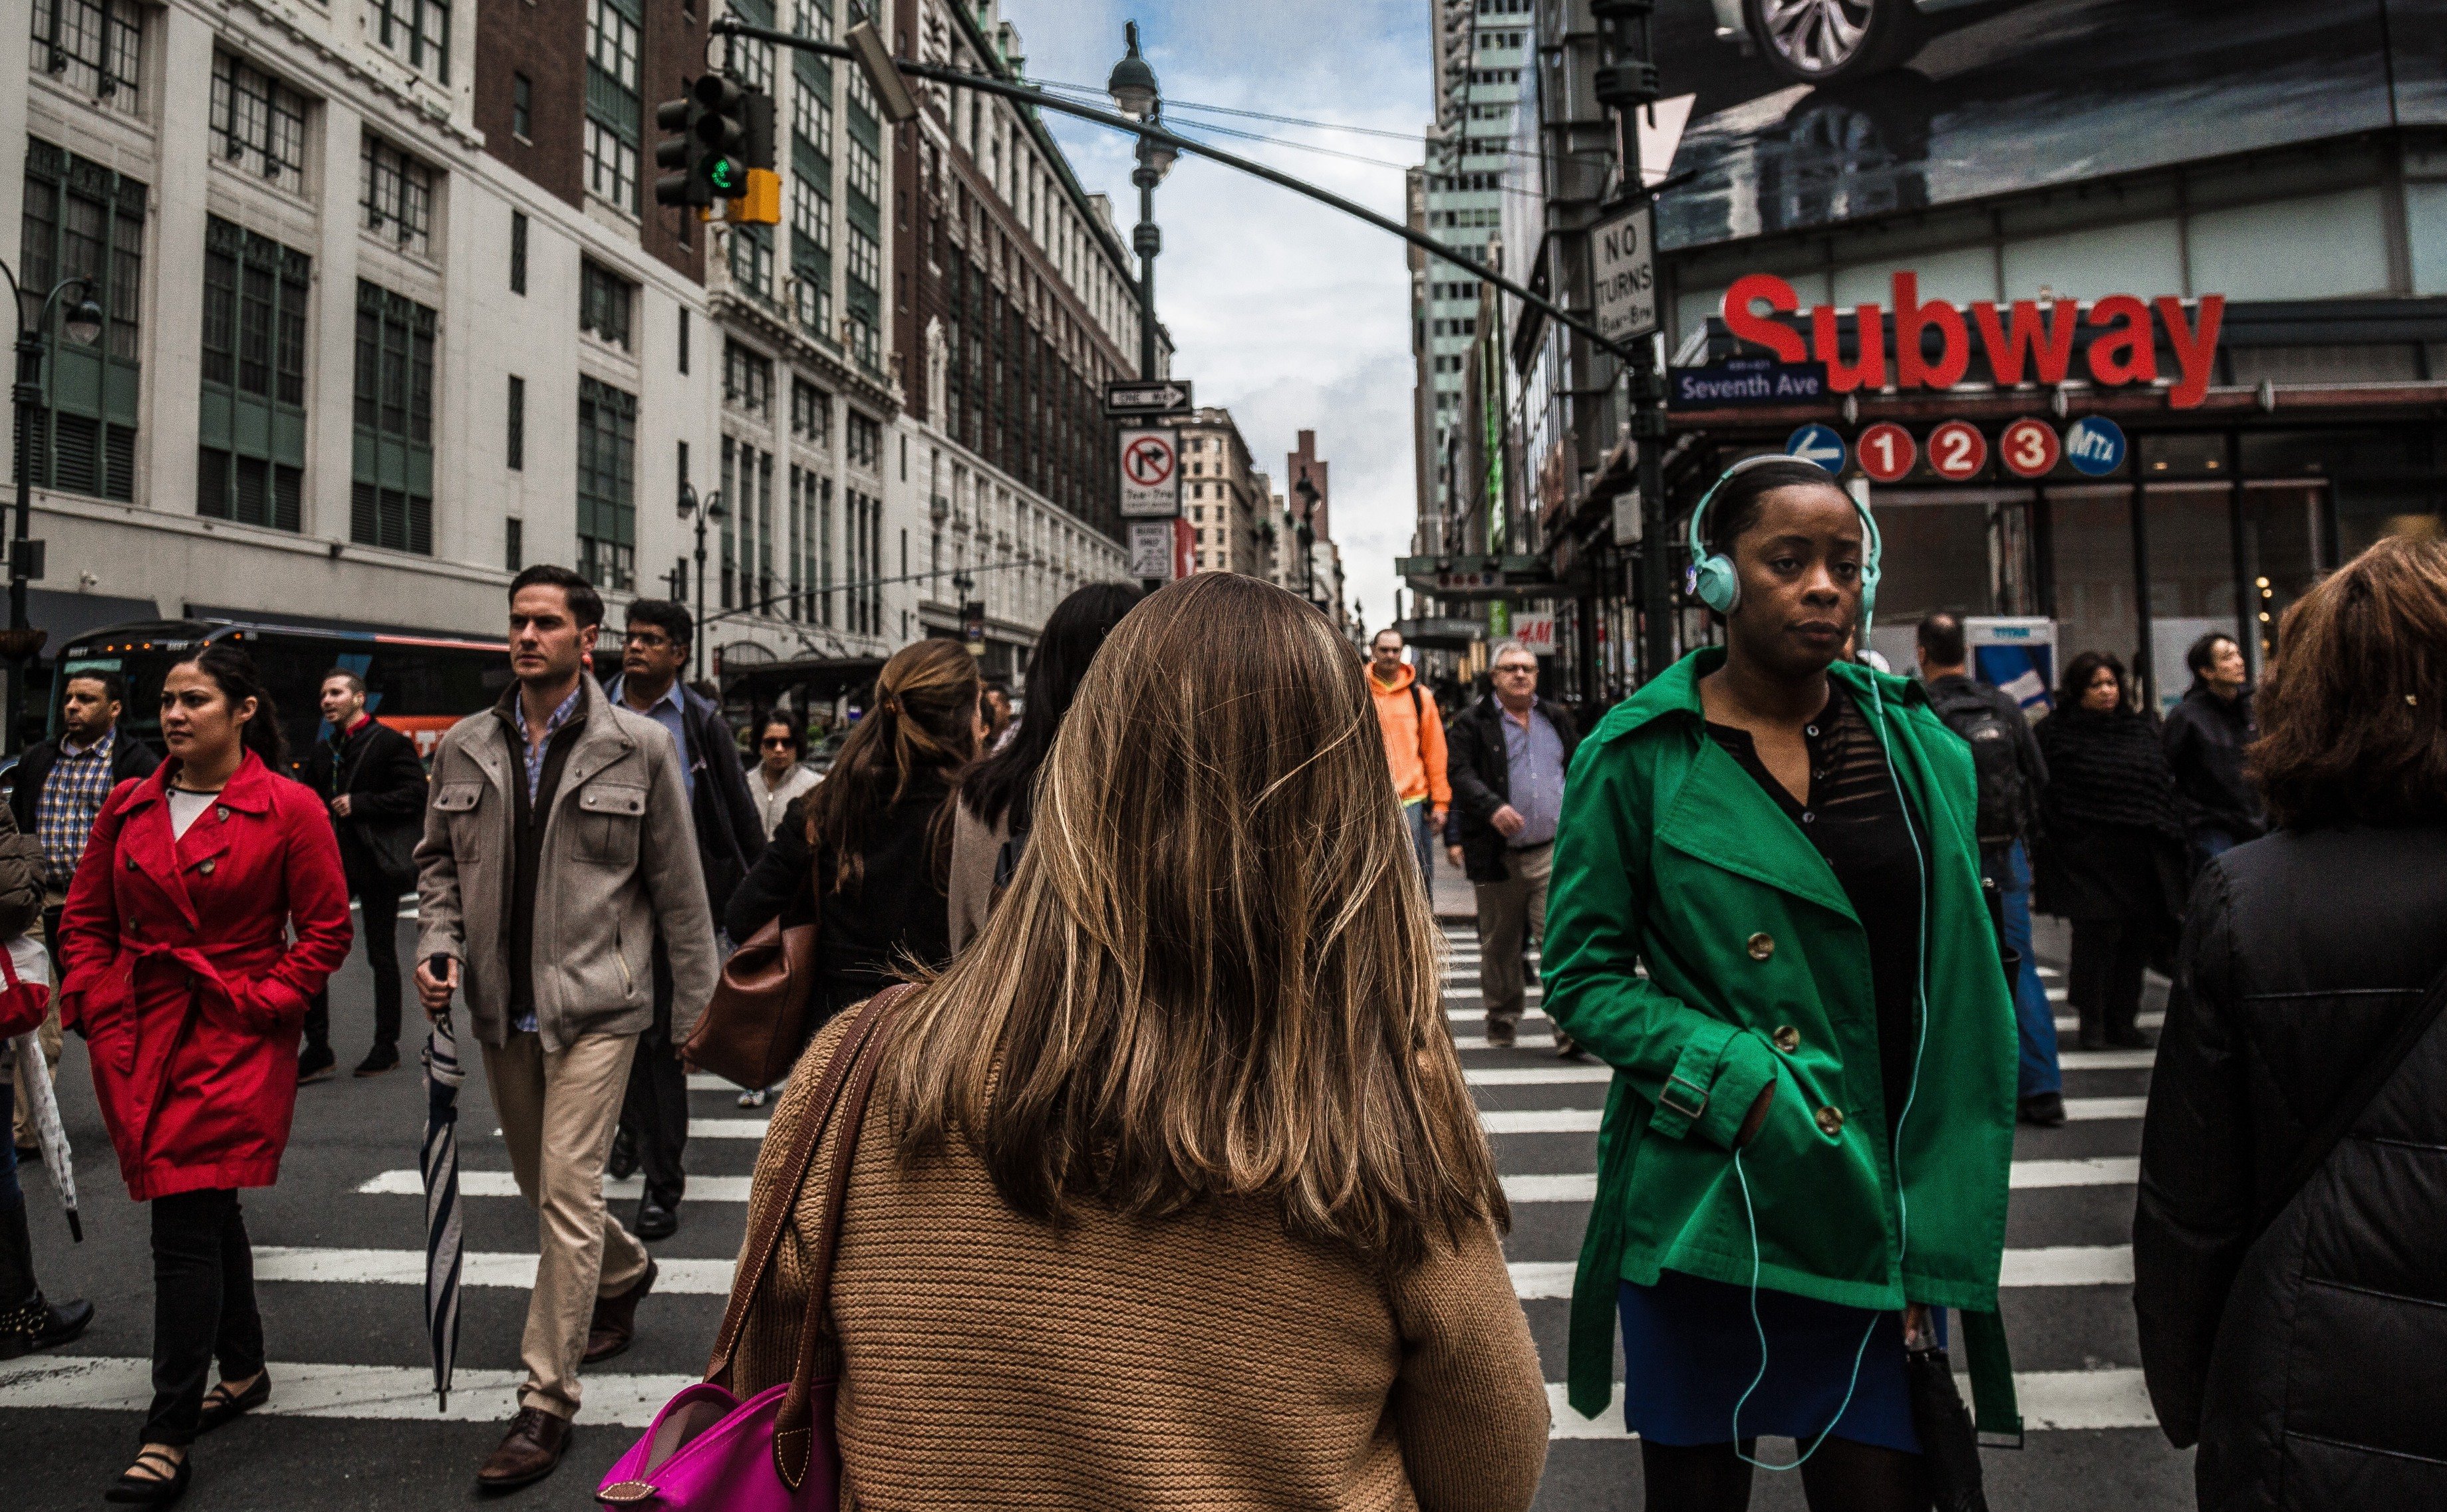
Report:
104,1447,190,1506
196,1370,269,1434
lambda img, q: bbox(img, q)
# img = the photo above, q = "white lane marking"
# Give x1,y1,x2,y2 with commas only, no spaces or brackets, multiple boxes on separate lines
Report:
1509,1243,2133,1300
0,1355,694,1427
1499,1156,2137,1205
0,1354,2150,1438
1547,1368,2156,1438
252,1247,736,1294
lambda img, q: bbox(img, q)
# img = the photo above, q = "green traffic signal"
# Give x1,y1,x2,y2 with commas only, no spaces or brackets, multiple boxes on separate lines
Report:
708,158,739,195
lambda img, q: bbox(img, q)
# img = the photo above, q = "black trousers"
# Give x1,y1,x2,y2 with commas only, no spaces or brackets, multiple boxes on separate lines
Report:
618,942,688,1206
2068,917,2150,1041
146,1189,264,1448
303,872,404,1057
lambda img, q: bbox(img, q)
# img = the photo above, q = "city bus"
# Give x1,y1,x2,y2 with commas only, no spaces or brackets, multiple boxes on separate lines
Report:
46,618,511,771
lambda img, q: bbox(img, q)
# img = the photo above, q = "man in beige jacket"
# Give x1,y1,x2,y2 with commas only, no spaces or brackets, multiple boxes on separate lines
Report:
414,565,719,1491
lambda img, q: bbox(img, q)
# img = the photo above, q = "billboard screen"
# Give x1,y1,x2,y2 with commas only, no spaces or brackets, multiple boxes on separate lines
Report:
1654,0,2434,252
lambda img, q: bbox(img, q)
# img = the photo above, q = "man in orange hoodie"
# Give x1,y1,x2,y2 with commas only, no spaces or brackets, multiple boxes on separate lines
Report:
1367,628,1450,881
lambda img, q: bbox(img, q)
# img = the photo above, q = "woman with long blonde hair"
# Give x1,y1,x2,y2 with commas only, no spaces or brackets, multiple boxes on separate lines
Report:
721,574,1547,1509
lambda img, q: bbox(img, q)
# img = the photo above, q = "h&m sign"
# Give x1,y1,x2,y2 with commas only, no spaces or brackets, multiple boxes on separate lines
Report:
1722,272,2226,410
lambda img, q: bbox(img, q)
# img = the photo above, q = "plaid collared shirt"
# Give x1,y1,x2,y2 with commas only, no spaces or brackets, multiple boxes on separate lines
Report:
36,727,118,891
521,684,583,805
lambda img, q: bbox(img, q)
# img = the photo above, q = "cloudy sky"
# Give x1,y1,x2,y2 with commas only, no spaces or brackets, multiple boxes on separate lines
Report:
1005,0,1431,631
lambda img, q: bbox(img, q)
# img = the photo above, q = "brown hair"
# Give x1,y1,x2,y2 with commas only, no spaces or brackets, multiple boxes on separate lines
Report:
890,574,1506,1268
2248,533,2447,829
802,638,979,894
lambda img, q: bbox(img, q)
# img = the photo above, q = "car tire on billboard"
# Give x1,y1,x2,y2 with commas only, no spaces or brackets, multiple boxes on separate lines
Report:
1743,0,1927,86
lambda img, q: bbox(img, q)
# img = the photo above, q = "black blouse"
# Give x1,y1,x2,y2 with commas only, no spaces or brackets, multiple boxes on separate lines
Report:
1705,680,1930,1133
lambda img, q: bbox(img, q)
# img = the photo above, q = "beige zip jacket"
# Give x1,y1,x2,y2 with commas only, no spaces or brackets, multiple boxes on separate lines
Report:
413,675,720,1053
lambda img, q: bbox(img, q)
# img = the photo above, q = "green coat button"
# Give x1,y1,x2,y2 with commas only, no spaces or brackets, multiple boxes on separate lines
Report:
1746,932,1775,961
1815,1105,1845,1136
1772,1025,1800,1053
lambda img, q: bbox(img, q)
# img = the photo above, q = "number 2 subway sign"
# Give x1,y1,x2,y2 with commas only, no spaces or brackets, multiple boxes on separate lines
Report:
1720,272,2226,409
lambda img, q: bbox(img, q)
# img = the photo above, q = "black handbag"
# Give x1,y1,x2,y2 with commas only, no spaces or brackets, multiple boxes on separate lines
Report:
1906,1331,1989,1512
340,735,424,890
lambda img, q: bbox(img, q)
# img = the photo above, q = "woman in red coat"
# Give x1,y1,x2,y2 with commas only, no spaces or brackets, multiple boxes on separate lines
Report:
57,646,351,1506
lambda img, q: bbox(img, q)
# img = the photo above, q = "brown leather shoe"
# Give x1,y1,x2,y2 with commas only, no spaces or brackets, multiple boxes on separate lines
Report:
583,1257,658,1364
476,1406,571,1489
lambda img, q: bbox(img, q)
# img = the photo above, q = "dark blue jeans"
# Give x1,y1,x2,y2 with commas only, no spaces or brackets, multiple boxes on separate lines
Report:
1990,842,2061,1098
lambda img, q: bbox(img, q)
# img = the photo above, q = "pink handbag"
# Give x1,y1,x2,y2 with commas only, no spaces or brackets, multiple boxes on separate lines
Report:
597,987,909,1509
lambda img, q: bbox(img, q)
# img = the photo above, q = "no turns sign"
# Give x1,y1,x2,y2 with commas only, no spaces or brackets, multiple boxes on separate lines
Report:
1118,429,1181,517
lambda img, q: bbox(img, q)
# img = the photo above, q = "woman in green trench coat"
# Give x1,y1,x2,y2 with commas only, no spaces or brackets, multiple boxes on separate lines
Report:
1544,458,2019,1510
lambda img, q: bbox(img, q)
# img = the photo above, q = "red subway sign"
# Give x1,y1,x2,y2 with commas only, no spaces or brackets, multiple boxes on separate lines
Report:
1721,272,2227,410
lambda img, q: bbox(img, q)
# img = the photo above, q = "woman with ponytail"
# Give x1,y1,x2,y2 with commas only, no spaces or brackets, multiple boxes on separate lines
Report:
57,645,352,1503
724,638,980,1025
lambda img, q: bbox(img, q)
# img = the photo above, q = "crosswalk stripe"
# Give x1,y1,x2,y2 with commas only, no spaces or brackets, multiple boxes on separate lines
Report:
2059,1049,2155,1071
1507,1243,2134,1300
0,1354,694,1428
372,1153,2143,1206
0,1353,2153,1438
1467,1065,1614,1086
1547,1368,2156,1438
258,1241,2137,1303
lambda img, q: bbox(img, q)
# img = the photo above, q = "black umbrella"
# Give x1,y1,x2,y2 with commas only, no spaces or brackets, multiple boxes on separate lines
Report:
420,1010,466,1410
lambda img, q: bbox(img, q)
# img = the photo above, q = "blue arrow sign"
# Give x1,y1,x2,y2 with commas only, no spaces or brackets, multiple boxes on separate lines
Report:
2065,416,2128,477
1786,423,1846,474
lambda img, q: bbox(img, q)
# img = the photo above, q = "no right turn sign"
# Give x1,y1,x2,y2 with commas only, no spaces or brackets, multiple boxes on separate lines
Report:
1118,429,1180,518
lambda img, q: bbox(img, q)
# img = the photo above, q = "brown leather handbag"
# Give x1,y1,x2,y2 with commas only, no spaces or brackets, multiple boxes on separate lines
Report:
683,903,819,1092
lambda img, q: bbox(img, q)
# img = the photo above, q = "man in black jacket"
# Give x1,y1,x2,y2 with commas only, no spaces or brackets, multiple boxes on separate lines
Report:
2162,631,2262,870
605,600,766,1239
9,668,155,1150
298,670,430,1080
1441,641,1580,1053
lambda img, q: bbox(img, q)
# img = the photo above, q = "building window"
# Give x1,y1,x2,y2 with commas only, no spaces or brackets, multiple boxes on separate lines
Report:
30,0,141,111
580,259,634,350
678,307,690,374
372,0,450,83
577,376,637,590
361,135,436,257
724,339,773,419
845,411,880,472
729,223,774,303
210,52,308,193
198,217,309,531
511,71,533,140
18,139,144,503
509,210,527,294
351,281,436,555
506,374,525,469
505,517,523,572
790,172,833,342
584,0,642,212
790,378,828,444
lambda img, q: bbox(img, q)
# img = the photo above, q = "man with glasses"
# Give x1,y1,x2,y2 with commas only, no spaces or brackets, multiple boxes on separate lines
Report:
1443,641,1581,1052
603,600,766,1239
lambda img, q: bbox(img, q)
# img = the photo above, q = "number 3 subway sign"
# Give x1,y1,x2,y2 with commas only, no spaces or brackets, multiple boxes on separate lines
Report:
1721,271,2226,408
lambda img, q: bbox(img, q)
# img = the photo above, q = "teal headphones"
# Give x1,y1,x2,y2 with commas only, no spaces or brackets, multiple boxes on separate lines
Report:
1683,454,1884,636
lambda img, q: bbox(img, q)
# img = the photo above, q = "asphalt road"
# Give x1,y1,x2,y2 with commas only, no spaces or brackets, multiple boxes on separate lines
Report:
0,874,2194,1509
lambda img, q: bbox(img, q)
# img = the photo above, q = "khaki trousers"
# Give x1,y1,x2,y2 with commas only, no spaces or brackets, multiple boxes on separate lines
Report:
1472,843,1553,1027
481,1029,653,1421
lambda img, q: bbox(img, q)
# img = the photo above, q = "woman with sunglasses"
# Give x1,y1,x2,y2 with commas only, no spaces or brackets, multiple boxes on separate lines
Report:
748,711,821,841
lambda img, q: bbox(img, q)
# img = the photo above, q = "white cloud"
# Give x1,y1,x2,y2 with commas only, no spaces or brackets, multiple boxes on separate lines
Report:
1015,0,1430,630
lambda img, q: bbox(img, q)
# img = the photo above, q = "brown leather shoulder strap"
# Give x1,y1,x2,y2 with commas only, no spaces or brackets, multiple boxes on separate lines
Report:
704,983,912,1384
770,985,898,1486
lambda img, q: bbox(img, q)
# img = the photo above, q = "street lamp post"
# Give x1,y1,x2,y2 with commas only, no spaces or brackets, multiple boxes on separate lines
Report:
1107,22,1175,382
677,483,726,683
1,262,104,753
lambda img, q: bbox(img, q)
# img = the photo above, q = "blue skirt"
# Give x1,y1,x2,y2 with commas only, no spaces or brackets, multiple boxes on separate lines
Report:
1616,1271,1945,1453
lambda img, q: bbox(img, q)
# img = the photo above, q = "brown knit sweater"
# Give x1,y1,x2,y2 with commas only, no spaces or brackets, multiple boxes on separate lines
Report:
730,1013,1551,1510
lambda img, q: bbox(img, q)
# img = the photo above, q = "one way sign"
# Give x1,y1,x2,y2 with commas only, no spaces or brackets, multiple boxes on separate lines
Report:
1104,379,1194,418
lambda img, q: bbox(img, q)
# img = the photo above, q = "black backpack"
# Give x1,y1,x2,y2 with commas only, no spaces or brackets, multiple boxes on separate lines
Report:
1928,683,2029,848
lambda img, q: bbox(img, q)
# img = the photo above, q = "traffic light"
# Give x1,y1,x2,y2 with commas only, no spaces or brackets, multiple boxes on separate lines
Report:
724,90,781,227
652,84,706,209
692,73,749,205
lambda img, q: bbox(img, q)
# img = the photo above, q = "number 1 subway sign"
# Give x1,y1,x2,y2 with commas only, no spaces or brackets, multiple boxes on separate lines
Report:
1856,423,1916,483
